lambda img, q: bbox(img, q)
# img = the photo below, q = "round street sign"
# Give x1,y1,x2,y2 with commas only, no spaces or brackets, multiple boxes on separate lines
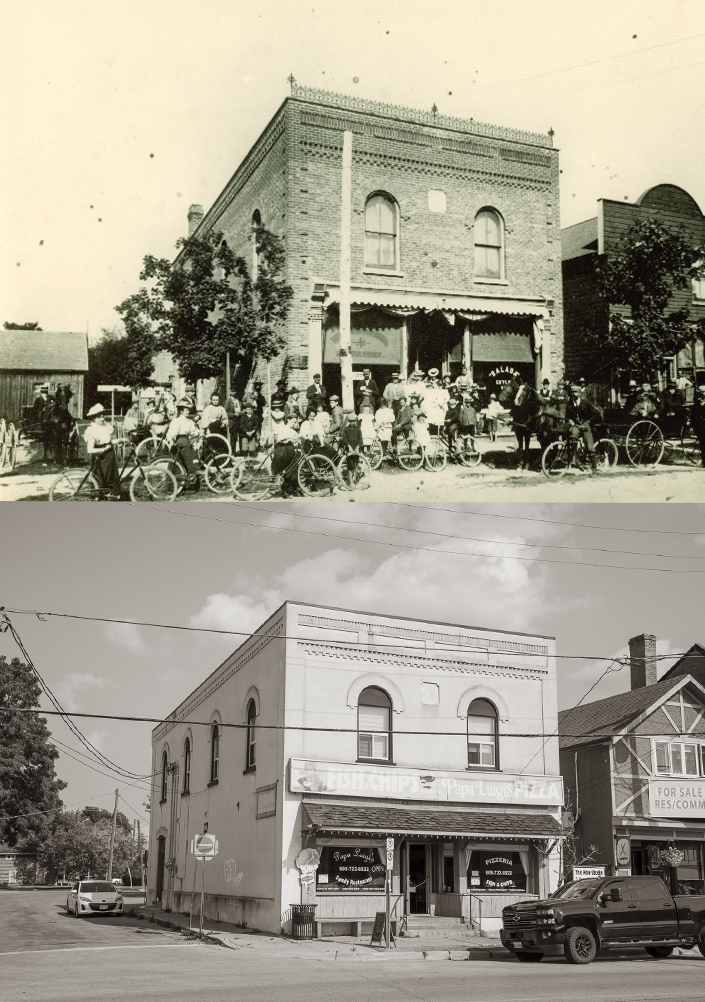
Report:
191,833,218,858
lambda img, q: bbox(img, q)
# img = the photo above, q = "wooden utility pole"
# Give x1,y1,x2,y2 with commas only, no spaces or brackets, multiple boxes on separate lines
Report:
107,789,119,881
339,130,354,411
137,819,145,888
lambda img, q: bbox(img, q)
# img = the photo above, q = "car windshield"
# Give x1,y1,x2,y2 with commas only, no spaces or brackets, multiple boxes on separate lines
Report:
80,881,115,893
551,879,604,900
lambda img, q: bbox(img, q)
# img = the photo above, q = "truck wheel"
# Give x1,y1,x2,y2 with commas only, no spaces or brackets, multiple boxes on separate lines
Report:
698,933,705,959
515,951,543,962
645,946,674,958
564,926,597,965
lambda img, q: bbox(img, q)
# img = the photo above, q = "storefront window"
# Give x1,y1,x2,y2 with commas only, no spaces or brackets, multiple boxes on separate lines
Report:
468,850,527,891
675,845,704,894
315,846,386,892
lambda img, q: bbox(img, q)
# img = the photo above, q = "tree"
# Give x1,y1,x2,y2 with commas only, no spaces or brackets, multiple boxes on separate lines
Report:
85,315,157,409
3,321,42,330
117,225,293,386
592,219,705,376
0,655,66,852
42,811,134,881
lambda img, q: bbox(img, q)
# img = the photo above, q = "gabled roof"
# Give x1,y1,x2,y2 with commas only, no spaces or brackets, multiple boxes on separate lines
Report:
0,331,89,372
660,643,705,688
561,217,598,261
558,674,705,750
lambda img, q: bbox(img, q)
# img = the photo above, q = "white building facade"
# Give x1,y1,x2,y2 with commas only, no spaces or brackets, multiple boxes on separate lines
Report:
148,602,563,935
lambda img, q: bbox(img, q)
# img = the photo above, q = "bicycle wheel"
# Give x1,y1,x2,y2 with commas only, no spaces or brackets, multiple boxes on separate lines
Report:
457,434,482,467
6,423,19,470
298,453,337,496
231,456,273,500
49,469,100,501
0,418,7,467
626,419,664,467
678,433,700,466
367,438,384,470
424,437,447,472
396,439,424,471
151,456,187,492
205,453,237,494
202,433,231,458
541,440,570,478
337,451,372,490
595,437,618,469
129,465,177,502
134,436,163,464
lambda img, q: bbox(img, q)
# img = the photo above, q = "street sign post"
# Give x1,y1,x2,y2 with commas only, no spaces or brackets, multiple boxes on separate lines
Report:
190,833,218,935
385,837,394,950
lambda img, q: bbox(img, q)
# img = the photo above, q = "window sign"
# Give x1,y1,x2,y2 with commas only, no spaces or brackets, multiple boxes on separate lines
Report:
316,846,386,892
469,850,527,891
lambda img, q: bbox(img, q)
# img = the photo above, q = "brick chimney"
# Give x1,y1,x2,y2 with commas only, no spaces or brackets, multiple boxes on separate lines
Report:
629,633,658,689
187,204,204,236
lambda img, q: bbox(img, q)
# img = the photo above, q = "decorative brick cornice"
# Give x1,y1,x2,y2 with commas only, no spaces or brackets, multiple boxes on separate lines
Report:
291,84,553,149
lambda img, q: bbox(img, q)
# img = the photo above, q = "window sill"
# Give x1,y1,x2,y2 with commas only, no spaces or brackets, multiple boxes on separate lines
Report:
473,278,509,286
357,759,396,766
243,765,256,775
363,269,405,278
466,766,501,772
181,790,190,798
159,798,167,805
207,779,219,788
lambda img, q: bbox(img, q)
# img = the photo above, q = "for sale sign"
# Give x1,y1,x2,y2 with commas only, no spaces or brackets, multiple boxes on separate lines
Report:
648,780,705,818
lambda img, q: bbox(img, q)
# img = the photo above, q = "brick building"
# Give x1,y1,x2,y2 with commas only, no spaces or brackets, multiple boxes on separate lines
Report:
561,184,705,400
559,634,705,892
187,85,563,398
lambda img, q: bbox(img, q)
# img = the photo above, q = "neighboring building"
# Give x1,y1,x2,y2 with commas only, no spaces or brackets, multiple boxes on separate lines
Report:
559,634,705,892
0,330,89,423
185,84,563,398
148,602,563,937
0,844,42,885
561,184,705,401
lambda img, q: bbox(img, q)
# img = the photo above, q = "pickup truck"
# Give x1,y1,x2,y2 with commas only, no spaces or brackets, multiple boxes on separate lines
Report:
500,874,705,964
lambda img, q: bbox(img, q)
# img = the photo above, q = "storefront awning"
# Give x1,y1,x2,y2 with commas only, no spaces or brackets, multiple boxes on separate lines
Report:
303,801,561,840
323,286,549,318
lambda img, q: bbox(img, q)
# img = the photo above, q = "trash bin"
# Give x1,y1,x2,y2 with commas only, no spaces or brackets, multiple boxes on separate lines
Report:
290,903,317,939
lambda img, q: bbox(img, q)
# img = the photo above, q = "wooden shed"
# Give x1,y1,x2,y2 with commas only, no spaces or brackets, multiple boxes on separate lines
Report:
0,330,89,423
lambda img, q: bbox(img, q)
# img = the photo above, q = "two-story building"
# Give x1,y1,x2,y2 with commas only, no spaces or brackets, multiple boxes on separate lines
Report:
148,602,563,937
559,634,705,893
184,84,563,399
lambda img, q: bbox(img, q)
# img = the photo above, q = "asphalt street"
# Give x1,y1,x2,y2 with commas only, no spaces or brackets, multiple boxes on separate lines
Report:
2,891,704,1002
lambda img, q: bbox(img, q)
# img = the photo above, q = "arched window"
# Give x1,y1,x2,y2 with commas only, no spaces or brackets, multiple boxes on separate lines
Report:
358,686,392,761
183,738,191,794
467,699,498,768
160,750,168,802
210,723,220,783
474,209,503,279
364,194,398,270
246,699,257,770
252,209,262,281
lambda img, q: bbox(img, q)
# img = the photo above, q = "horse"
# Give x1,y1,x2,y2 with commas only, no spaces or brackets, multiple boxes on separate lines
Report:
499,378,543,469
43,385,76,465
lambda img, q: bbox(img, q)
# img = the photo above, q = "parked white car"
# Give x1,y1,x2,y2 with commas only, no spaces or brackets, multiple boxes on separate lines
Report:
66,880,124,917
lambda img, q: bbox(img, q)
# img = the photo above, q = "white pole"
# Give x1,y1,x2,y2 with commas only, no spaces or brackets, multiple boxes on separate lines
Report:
339,130,354,411
267,360,272,443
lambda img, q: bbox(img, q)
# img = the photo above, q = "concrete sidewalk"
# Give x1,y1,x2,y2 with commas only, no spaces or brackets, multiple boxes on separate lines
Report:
130,902,509,962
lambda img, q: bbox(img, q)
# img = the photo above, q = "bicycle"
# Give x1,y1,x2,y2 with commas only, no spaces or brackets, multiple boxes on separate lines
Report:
48,443,178,501
423,427,483,472
541,432,618,478
336,448,372,490
145,430,234,495
229,444,337,500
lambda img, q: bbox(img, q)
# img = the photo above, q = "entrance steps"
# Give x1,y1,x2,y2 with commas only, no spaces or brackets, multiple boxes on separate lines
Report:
403,915,478,938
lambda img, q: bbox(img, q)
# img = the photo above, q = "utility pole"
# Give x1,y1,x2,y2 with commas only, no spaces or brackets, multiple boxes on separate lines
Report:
137,819,145,889
107,788,119,881
339,130,354,411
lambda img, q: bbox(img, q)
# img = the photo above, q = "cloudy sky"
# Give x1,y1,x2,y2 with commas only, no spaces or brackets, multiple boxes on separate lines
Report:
1,500,704,834
3,0,704,336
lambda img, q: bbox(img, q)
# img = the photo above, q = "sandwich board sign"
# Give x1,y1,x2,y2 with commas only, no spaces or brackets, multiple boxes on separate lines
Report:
191,833,218,858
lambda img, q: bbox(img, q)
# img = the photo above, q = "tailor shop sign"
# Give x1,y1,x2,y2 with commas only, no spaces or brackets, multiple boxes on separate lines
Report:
289,759,563,806
648,779,705,817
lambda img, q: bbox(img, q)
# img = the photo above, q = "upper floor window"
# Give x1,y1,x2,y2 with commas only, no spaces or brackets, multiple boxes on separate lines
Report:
183,738,191,794
246,699,257,769
210,724,220,783
474,209,504,280
252,209,262,281
467,699,498,769
160,750,168,801
358,686,392,762
653,739,702,777
693,263,705,301
365,194,398,270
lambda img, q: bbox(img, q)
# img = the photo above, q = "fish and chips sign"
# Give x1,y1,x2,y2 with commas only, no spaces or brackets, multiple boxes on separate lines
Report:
289,759,563,806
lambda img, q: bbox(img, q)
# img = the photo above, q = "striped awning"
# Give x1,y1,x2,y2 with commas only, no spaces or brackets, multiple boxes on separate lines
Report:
323,286,549,318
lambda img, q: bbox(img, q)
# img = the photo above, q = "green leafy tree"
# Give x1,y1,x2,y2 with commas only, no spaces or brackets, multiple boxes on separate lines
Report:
118,225,292,386
85,315,157,409
42,811,134,881
0,655,66,852
593,219,705,376
3,321,43,330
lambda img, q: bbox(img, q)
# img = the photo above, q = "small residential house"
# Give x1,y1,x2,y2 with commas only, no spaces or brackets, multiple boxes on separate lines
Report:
0,330,89,423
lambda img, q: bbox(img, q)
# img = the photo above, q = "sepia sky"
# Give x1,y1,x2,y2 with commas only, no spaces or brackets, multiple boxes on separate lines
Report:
1,500,703,832
2,0,705,338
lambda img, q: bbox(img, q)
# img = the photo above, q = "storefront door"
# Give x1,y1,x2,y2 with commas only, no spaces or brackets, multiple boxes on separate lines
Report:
155,836,166,902
409,843,428,913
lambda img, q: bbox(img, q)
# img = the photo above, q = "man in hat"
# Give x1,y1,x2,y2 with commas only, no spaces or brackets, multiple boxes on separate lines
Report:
165,398,200,488
659,379,686,437
306,373,327,411
31,383,50,421
326,393,344,444
539,378,551,401
391,394,414,451
355,368,379,412
84,403,120,493
566,383,601,473
454,365,472,395
383,371,406,417
691,382,705,466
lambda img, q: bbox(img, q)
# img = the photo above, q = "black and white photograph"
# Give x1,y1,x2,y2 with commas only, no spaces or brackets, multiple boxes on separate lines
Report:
1,2,704,1001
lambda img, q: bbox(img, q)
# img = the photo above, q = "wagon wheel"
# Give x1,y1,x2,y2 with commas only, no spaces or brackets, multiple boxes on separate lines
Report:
595,437,618,470
0,418,7,467
456,433,482,468
626,419,664,467
541,439,570,478
6,423,19,471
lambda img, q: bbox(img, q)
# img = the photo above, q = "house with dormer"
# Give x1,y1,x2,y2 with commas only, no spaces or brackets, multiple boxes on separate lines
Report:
559,633,705,893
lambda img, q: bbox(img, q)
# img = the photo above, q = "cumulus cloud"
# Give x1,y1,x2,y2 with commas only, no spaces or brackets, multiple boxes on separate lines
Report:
57,672,114,711
190,590,283,637
84,729,108,753
104,621,145,653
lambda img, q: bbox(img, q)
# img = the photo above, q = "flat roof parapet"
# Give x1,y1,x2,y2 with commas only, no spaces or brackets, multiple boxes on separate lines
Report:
291,84,554,149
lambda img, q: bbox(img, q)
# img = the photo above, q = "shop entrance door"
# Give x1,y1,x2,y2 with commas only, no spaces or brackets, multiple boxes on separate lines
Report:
155,836,166,902
409,843,428,913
